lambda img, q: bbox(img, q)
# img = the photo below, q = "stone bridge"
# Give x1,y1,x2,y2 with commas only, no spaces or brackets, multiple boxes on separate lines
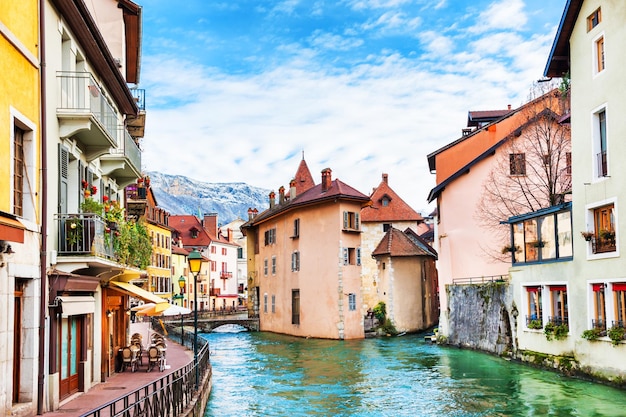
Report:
197,317,260,332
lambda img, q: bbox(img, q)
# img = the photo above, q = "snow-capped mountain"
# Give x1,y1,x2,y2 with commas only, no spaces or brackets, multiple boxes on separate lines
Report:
146,171,270,225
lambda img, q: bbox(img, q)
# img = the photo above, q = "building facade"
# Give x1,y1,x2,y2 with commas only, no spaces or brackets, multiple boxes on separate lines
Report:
427,90,571,336
0,1,41,414
242,162,371,340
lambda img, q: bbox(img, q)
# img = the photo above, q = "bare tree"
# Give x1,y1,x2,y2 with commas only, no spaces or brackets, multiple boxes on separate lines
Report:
475,82,571,261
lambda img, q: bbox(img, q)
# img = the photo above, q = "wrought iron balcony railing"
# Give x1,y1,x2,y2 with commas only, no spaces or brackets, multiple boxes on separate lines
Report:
57,71,118,143
56,213,115,259
220,271,232,279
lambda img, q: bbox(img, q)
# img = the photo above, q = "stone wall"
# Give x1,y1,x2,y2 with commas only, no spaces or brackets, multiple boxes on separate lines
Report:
445,282,517,355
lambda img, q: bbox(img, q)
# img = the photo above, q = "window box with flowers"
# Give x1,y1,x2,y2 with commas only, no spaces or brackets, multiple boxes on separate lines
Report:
581,231,595,242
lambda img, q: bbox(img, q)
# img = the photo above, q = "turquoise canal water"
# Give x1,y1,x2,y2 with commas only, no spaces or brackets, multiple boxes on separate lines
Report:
203,329,626,416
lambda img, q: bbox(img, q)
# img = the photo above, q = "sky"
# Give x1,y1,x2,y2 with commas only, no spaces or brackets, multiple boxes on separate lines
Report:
139,0,566,215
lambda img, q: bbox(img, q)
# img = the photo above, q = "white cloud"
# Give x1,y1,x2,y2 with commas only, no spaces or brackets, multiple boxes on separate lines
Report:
470,0,527,33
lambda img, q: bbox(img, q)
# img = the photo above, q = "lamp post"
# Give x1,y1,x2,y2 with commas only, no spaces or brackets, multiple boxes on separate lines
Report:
187,248,203,390
178,275,186,342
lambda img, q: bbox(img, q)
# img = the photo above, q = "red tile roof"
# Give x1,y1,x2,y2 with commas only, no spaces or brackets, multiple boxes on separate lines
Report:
361,173,423,222
293,157,315,194
371,227,436,258
169,215,212,248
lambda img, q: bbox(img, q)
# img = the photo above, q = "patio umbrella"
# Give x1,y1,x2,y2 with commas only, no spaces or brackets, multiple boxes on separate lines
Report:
161,304,191,316
132,302,169,317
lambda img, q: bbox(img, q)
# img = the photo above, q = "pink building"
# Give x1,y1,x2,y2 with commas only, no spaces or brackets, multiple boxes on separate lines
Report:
242,159,370,339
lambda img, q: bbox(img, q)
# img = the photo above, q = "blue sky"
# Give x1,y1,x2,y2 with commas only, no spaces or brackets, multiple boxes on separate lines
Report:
139,0,566,214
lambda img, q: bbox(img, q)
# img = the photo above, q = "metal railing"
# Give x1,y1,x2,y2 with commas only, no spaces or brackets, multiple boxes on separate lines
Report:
57,71,119,142
451,275,508,285
130,88,145,110
56,213,115,259
79,324,210,417
110,128,142,173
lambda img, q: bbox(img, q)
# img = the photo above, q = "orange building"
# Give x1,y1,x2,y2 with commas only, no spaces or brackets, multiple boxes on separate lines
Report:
242,159,370,339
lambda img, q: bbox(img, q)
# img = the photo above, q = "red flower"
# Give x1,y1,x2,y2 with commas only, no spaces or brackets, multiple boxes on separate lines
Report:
81,179,88,189
103,195,109,202
90,185,98,195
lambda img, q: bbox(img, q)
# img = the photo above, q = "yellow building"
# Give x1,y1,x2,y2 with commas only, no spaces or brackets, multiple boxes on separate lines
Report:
144,186,173,302
0,1,41,415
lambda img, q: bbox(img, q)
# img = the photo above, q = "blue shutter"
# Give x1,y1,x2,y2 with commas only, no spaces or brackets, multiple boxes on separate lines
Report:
357,248,361,266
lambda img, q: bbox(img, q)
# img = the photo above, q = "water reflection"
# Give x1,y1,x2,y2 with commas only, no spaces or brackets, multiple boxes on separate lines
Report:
205,332,626,417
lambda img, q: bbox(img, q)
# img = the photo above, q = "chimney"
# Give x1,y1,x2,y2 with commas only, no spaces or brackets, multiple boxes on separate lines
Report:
382,173,388,184
278,186,285,205
269,191,276,208
227,228,232,242
321,168,332,192
247,207,254,221
289,179,297,200
203,213,218,237
507,104,511,110
253,208,258,218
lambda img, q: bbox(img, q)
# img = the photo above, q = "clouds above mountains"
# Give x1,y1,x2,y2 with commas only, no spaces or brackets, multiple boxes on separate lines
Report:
140,0,565,213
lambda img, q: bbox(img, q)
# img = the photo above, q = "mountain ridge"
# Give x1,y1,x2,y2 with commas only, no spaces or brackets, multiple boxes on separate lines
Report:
146,171,270,226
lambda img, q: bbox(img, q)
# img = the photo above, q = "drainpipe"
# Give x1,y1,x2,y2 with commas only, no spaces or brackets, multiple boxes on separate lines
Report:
37,0,48,412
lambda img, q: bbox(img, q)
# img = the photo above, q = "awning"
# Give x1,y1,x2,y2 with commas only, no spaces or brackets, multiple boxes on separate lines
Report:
109,280,168,305
57,296,95,317
0,214,25,243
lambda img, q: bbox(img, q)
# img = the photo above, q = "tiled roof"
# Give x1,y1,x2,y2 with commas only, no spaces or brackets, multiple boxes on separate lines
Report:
293,157,315,194
361,173,423,222
169,215,212,248
245,178,370,226
371,227,436,258
467,109,512,127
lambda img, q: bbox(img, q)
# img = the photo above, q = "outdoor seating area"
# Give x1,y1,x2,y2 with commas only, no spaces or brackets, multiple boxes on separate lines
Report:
119,332,167,373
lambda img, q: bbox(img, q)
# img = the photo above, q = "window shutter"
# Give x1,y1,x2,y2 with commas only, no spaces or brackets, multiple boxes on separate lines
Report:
343,211,348,228
291,253,296,271
355,213,360,230
356,248,361,266
343,248,348,265
59,145,69,213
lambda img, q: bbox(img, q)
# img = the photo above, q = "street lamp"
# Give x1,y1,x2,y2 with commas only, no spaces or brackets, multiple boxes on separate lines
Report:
178,275,186,305
188,248,203,389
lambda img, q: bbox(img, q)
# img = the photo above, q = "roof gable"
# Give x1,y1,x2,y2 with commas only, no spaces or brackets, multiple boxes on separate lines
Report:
371,227,436,258
361,174,423,222
544,0,582,78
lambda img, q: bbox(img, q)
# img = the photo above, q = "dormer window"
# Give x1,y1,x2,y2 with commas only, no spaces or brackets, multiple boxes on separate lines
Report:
191,229,198,238
382,197,390,207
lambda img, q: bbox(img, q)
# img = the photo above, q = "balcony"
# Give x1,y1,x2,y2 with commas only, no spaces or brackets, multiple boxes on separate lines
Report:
100,128,142,184
127,88,146,138
125,184,147,218
210,288,221,297
55,213,150,276
57,72,119,160
220,271,232,279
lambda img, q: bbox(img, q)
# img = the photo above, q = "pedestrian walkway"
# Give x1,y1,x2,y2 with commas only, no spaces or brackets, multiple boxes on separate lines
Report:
43,321,194,416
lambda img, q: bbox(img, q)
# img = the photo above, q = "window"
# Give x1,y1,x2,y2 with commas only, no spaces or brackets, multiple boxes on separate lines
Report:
591,283,607,333
587,7,601,31
211,246,216,254
271,256,276,275
382,197,390,207
221,247,227,255
549,285,568,327
592,203,616,254
271,295,276,313
293,218,300,238
12,113,36,221
263,258,268,276
210,260,216,272
348,293,356,311
343,211,360,231
595,36,605,73
13,126,24,216
264,293,268,313
526,286,543,329
292,290,300,325
509,153,526,176
595,109,608,177
383,223,391,232
291,251,300,272
343,247,361,265
264,228,276,245
613,283,626,328
509,203,572,264
237,247,244,259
